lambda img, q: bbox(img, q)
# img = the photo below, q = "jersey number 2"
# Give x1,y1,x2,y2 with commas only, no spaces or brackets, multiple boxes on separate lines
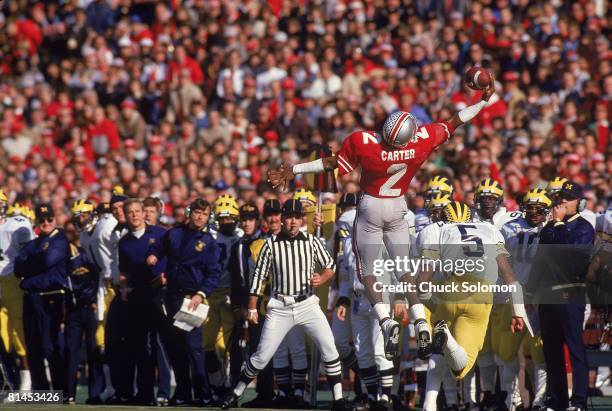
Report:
379,164,407,197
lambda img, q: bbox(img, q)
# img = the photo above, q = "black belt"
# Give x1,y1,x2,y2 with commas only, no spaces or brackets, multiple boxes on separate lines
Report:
274,293,310,303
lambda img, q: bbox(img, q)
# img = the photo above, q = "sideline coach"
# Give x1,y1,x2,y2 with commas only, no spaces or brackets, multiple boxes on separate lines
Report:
530,181,594,411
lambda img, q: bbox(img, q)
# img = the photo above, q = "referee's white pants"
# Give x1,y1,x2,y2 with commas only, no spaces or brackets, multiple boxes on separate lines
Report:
272,326,308,369
353,195,411,282
351,295,394,371
250,296,339,371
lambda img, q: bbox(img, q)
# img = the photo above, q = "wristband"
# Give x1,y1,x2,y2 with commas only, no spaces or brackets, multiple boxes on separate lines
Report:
458,100,487,123
293,158,325,174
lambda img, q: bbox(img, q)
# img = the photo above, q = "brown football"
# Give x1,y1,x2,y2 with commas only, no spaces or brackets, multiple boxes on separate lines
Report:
465,67,491,90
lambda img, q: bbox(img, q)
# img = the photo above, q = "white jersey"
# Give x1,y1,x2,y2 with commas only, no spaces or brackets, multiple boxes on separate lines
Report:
80,214,118,281
500,217,543,285
0,216,35,276
473,207,522,230
581,209,597,229
595,207,612,253
415,221,444,259
422,221,509,284
333,209,361,296
213,230,243,289
414,208,430,234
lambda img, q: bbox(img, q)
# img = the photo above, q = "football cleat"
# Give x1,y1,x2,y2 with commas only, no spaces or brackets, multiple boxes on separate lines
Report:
220,392,240,409
431,320,448,355
380,318,401,361
415,319,432,360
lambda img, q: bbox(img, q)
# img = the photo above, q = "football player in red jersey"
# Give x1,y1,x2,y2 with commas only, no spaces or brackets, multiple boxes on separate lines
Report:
269,76,496,361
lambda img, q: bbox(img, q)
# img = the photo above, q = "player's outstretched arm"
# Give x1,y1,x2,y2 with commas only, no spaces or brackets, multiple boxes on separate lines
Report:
447,74,496,130
267,156,338,191
497,254,528,334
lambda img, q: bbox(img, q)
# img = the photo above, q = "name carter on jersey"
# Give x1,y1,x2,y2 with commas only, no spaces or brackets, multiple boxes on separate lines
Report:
381,149,415,161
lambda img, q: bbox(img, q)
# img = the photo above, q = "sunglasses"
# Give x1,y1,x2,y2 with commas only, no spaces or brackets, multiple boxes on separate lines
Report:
37,217,54,224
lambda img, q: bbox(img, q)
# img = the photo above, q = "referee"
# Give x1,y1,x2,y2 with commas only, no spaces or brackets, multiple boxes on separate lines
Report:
221,199,350,411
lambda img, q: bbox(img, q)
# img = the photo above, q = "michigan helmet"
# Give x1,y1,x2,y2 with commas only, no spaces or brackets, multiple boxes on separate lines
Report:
7,203,23,217
71,199,95,216
293,188,317,207
426,176,454,197
381,111,419,148
0,189,8,217
428,193,452,210
214,202,240,219
214,194,238,209
475,178,504,199
23,206,35,224
522,188,552,208
546,177,568,194
443,201,472,223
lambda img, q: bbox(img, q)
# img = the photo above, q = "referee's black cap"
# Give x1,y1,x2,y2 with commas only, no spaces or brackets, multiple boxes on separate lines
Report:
282,199,304,216
263,199,282,216
338,192,358,208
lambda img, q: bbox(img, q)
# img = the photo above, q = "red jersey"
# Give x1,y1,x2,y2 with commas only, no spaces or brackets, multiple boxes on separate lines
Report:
336,122,454,198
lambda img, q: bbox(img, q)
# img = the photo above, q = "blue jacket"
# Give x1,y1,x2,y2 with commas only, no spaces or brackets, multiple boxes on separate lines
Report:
119,225,167,289
527,213,595,297
67,243,99,308
148,225,221,297
15,228,69,292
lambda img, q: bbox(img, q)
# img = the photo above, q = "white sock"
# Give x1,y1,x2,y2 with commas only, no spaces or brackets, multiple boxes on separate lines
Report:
233,381,247,397
441,328,468,372
532,363,547,406
476,353,496,392
409,303,427,322
19,370,31,391
462,368,477,405
332,382,343,400
443,367,458,405
424,354,444,411
500,360,519,407
373,303,390,322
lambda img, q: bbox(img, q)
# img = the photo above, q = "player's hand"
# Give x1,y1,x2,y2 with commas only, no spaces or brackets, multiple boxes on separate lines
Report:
552,203,567,221
336,305,347,321
481,73,495,102
311,273,322,288
510,316,524,334
188,294,203,311
394,301,408,321
267,162,295,191
150,273,166,287
247,308,259,325
313,212,323,228
146,255,158,266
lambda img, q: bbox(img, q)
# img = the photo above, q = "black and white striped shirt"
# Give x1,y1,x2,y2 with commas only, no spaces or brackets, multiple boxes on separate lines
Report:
250,231,335,297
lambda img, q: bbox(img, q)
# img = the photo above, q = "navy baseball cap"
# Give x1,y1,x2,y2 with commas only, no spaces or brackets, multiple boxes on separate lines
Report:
282,199,303,216
96,202,111,214
263,199,282,215
35,203,54,220
239,203,260,220
559,181,583,199
338,192,358,208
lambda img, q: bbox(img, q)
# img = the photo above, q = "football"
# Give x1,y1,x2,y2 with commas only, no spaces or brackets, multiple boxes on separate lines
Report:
465,67,491,90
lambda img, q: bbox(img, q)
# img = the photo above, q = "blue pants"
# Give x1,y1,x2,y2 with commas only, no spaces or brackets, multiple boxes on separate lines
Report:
154,331,172,399
23,292,65,390
539,304,588,409
160,294,208,401
105,295,133,399
64,304,105,399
